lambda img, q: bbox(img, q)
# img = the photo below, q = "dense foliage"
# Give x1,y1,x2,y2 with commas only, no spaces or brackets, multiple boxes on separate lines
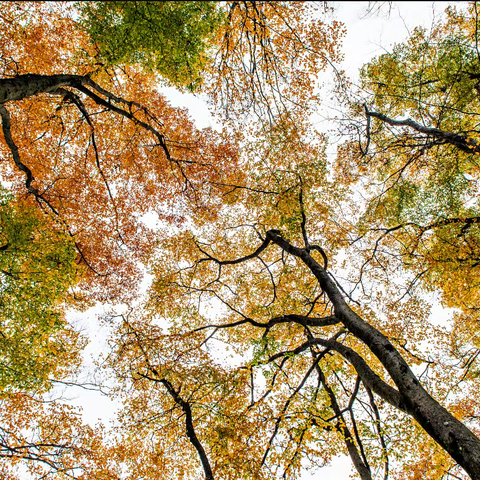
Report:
79,1,225,90
0,2,480,479
0,191,81,391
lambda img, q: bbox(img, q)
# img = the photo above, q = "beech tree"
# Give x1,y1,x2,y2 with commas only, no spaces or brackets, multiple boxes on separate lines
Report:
341,0,480,421
0,1,243,305
120,107,480,478
108,4,480,480
333,2,480,476
348,3,480,340
0,2,344,479
1,2,480,480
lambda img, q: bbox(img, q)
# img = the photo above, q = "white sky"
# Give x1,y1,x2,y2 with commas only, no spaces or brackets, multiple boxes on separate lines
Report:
58,3,466,480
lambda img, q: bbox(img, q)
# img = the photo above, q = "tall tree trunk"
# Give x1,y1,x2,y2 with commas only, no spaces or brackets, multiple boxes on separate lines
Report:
267,230,480,479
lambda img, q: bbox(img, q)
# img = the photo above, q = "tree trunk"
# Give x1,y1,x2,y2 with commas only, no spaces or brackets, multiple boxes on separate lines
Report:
268,230,480,479
0,74,89,104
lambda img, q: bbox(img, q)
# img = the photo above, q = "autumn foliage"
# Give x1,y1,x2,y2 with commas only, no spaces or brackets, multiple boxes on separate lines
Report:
1,2,480,480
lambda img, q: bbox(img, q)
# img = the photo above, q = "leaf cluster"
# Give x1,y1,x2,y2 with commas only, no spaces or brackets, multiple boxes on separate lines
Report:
78,1,226,90
0,192,83,391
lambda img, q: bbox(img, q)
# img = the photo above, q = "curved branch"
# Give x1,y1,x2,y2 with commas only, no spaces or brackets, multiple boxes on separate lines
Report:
194,314,340,333
74,84,172,161
266,335,406,413
0,103,109,277
197,233,272,265
0,105,45,203
265,229,480,476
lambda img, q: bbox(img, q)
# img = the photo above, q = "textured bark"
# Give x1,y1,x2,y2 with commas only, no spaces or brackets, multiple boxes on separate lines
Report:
265,230,480,479
310,337,407,413
0,105,39,197
0,74,88,104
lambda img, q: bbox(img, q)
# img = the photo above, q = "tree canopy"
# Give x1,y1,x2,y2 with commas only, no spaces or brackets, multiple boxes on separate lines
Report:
1,2,480,480
342,1,480,394
78,1,226,90
0,190,81,391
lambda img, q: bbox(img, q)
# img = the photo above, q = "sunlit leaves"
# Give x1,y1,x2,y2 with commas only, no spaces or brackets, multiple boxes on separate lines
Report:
206,1,345,121
0,1,242,303
0,392,118,479
4,1,480,479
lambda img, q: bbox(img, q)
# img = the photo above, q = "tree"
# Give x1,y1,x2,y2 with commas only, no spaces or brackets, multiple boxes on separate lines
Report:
339,1,480,400
0,1,242,304
0,2,238,477
2,1,480,480
330,2,480,476
104,4,480,478
0,1,346,479
116,108,480,478
79,1,345,121
341,2,480,307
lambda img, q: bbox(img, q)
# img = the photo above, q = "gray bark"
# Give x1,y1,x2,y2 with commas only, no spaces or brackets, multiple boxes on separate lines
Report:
365,108,480,154
265,230,480,479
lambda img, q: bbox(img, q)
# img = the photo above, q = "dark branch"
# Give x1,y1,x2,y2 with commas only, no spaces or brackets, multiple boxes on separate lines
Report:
266,335,406,413
194,313,340,333
160,378,214,480
365,106,480,154
197,233,272,265
316,364,372,480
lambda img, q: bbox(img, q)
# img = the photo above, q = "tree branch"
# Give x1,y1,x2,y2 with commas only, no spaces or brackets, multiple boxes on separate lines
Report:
194,313,340,333
365,106,480,154
160,378,214,480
